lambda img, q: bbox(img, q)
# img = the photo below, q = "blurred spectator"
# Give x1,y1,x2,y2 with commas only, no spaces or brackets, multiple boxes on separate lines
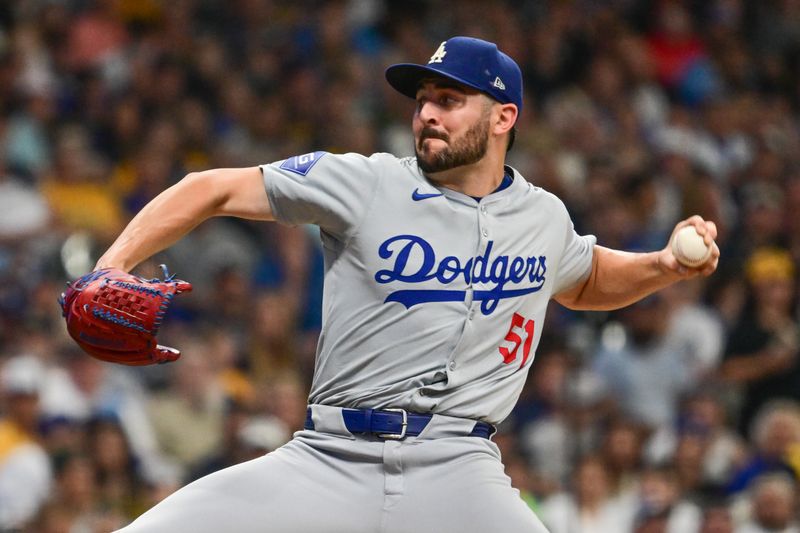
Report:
540,454,635,533
735,473,799,533
43,452,126,532
673,429,712,503
785,176,800,268
87,416,148,519
37,349,178,488
700,498,734,533
0,355,52,530
662,280,725,384
699,97,754,182
0,158,50,243
593,294,698,430
0,162,53,328
2,90,55,179
720,248,799,434
258,370,309,434
236,415,291,461
682,392,747,492
148,340,227,470
188,406,290,483
205,327,256,408
632,463,702,533
728,182,787,263
121,144,181,216
67,0,129,73
646,1,708,94
727,400,800,495
165,220,260,306
602,418,645,510
247,290,302,382
39,125,124,242
515,350,573,489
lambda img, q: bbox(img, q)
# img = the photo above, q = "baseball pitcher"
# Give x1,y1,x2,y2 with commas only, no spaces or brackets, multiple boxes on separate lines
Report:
63,37,719,532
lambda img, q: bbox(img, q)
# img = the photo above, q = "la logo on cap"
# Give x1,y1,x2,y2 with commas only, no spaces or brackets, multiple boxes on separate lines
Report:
429,42,447,64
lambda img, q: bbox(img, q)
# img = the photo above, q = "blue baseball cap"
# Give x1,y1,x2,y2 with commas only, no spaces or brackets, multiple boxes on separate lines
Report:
386,36,523,112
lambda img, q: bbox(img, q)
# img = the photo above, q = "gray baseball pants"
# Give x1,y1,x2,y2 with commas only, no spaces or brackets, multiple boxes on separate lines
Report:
117,404,548,532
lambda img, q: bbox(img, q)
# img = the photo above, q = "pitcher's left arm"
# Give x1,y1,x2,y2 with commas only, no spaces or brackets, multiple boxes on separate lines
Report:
555,216,719,311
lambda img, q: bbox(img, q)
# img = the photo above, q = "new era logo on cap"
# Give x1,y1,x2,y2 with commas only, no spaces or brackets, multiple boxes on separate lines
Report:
385,36,523,112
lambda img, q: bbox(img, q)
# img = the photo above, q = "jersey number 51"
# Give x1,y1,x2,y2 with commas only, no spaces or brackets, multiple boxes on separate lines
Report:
498,312,535,369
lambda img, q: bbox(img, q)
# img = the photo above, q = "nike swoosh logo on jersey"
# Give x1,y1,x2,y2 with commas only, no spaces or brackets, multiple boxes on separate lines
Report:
412,188,444,201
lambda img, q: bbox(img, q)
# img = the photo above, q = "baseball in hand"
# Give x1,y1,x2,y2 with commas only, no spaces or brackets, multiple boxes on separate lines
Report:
671,226,713,268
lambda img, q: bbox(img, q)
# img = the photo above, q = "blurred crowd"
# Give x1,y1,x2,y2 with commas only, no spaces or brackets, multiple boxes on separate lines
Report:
0,0,800,531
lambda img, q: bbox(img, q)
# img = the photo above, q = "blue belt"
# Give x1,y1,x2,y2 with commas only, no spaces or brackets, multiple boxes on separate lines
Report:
304,407,495,440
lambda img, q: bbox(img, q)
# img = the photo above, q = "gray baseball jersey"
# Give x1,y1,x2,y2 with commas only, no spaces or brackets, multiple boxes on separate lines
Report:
117,152,592,533
262,151,595,425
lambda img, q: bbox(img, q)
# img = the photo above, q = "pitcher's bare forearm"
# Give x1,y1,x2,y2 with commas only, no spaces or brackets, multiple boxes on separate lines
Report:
97,167,271,272
555,216,719,311
555,247,682,310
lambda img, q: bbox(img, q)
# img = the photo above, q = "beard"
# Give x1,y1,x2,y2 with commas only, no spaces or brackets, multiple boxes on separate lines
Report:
415,115,490,173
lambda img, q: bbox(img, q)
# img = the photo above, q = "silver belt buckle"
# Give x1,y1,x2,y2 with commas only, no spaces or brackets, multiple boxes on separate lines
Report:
377,408,408,440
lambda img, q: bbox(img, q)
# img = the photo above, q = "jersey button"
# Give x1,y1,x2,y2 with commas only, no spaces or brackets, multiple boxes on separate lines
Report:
481,205,487,214
481,228,489,237
448,361,456,371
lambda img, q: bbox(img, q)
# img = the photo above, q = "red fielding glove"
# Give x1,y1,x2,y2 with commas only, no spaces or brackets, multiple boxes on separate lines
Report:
59,265,192,365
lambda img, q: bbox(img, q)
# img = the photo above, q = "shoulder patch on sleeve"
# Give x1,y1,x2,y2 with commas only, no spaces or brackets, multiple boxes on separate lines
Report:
279,151,328,176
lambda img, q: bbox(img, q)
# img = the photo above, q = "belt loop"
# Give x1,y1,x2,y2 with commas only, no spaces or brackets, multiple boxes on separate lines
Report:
304,407,314,430
364,408,373,432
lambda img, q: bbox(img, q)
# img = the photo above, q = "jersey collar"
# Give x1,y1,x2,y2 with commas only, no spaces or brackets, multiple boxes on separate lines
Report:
414,162,526,207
